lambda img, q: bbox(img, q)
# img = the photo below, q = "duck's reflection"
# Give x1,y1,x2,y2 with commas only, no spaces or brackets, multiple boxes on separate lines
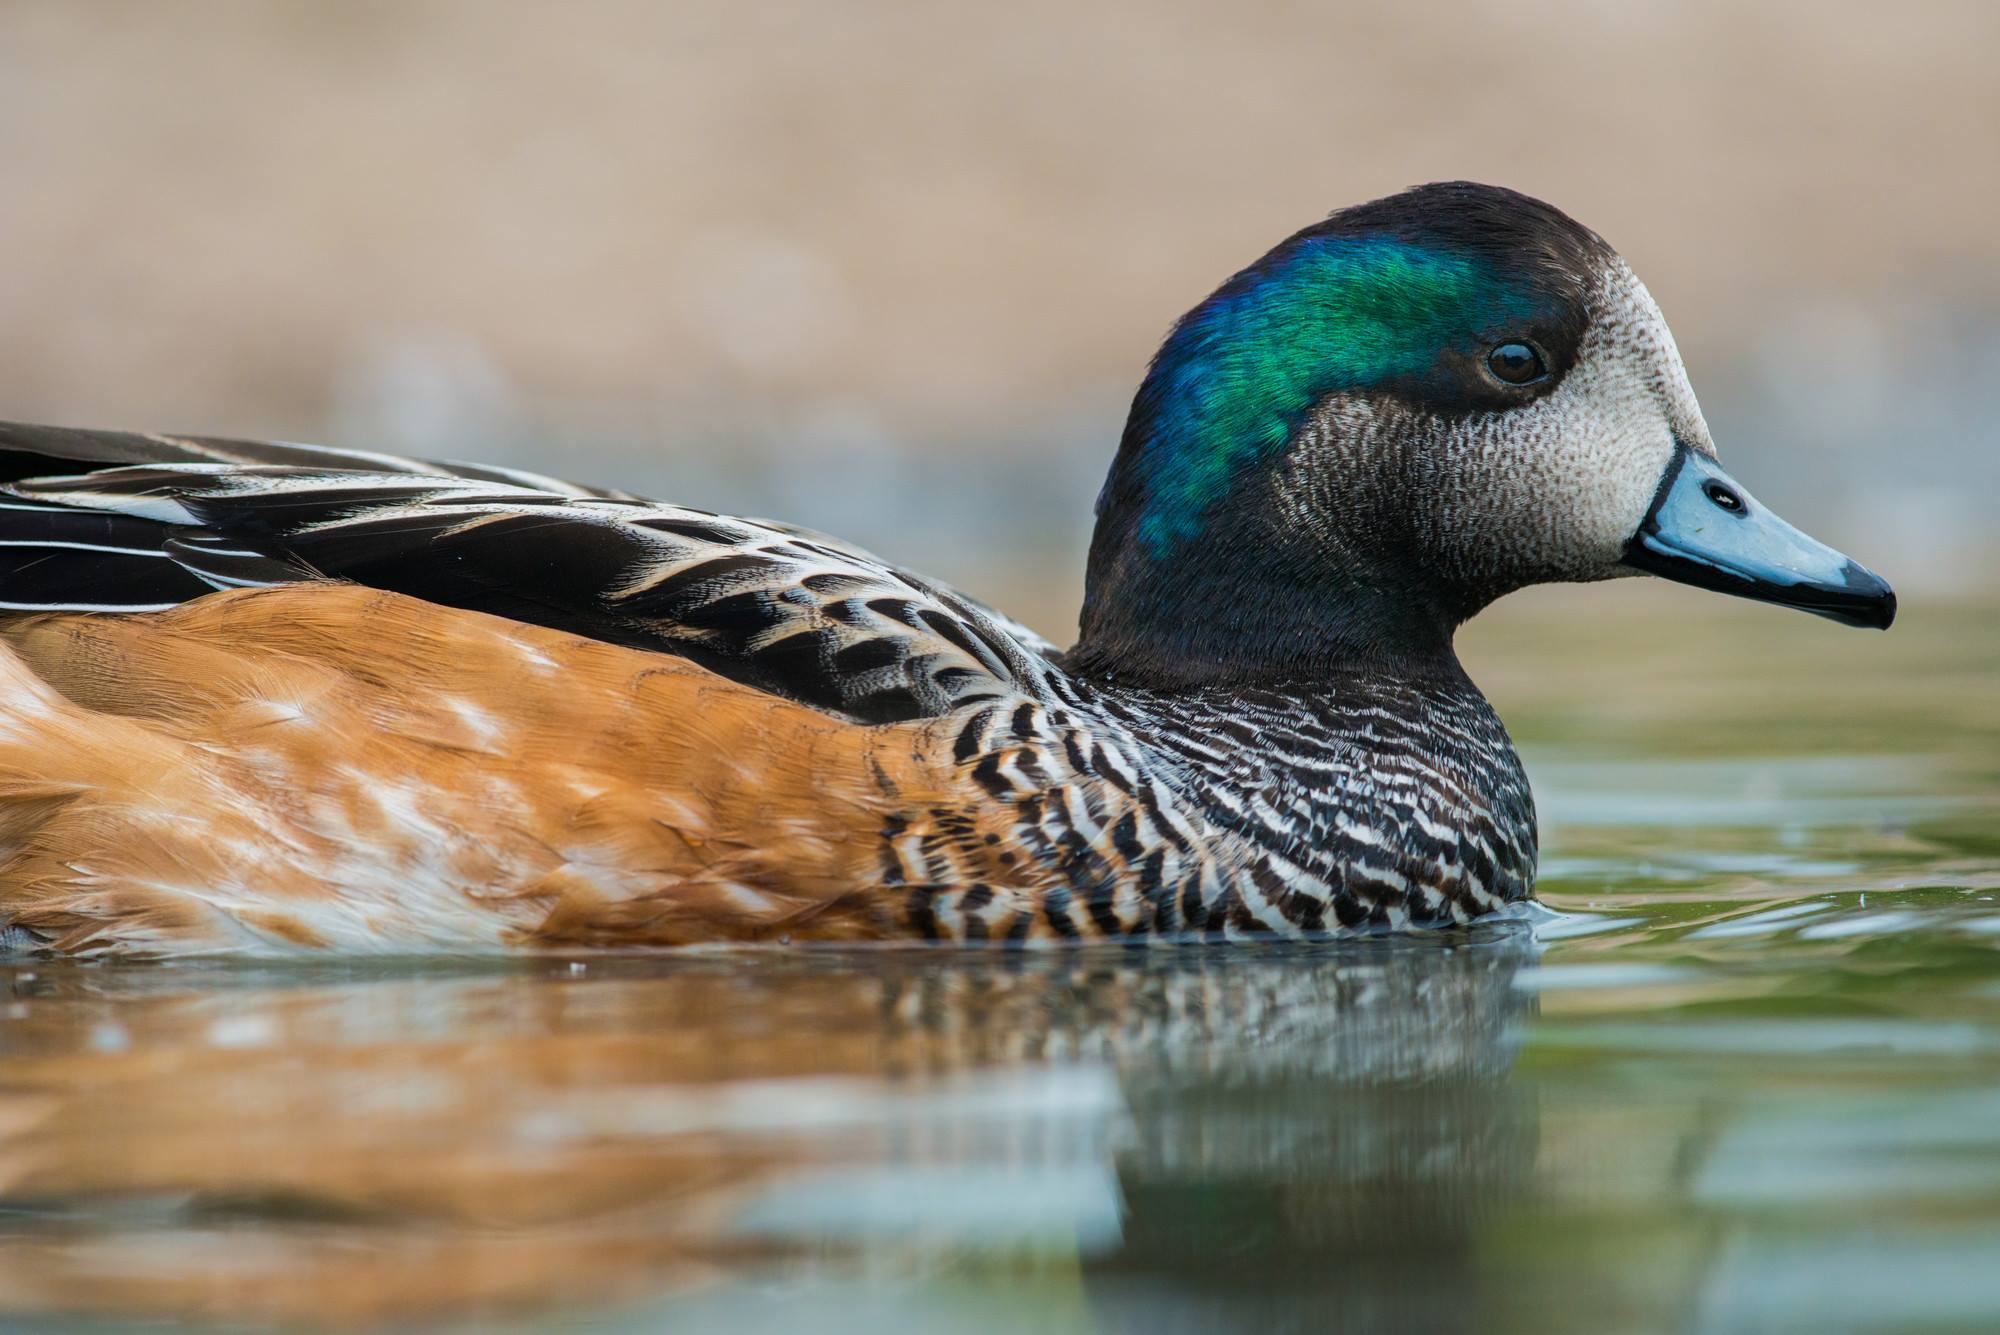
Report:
0,926,1536,1328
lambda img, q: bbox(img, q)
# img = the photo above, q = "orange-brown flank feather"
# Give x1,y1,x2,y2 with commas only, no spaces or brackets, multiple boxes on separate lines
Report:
0,586,1054,955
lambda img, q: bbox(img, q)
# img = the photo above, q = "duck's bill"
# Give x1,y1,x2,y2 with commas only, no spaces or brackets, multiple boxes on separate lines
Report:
1621,443,1896,630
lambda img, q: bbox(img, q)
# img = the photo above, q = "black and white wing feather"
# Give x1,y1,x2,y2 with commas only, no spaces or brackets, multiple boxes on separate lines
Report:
0,419,635,499
0,422,1060,724
0,492,286,612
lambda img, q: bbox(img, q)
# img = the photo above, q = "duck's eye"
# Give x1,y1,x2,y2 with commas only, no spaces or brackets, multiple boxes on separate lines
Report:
1486,342,1547,386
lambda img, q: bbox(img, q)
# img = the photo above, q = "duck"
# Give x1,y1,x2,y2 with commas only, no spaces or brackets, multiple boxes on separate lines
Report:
0,182,1893,956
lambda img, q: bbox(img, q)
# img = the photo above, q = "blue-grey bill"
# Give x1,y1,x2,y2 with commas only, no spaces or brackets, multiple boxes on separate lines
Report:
1621,443,1896,630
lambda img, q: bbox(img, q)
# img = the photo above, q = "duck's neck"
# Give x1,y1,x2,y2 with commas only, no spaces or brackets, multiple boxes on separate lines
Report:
1068,472,1474,688
1071,396,1479,688
1067,550,1465,688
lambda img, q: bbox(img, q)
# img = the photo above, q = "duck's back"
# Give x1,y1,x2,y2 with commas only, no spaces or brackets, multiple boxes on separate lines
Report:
0,421,1060,724
0,423,1205,954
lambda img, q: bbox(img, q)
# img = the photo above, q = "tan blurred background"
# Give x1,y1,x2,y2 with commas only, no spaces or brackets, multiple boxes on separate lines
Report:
0,0,1994,635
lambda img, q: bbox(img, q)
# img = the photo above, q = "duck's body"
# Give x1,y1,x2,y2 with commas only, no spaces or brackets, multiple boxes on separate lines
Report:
0,184,1890,955
0,431,1531,953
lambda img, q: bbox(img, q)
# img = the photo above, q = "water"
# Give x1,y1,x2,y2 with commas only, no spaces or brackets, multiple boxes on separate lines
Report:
0,592,1995,1333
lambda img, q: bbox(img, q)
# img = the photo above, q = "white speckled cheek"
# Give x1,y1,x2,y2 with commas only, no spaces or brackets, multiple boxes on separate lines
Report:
1270,257,1716,596
1456,261,1709,582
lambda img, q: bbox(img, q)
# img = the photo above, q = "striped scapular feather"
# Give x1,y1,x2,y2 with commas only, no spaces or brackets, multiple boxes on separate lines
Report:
0,421,1059,724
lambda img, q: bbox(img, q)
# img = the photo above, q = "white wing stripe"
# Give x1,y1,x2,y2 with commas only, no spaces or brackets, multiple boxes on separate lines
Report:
0,539,170,558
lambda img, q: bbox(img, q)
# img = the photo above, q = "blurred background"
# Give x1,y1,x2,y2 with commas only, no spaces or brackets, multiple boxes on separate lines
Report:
4,8,2000,1330
0,0,1994,634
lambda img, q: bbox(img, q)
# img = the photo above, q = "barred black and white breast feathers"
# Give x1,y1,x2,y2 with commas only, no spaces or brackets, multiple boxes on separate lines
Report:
0,424,1057,724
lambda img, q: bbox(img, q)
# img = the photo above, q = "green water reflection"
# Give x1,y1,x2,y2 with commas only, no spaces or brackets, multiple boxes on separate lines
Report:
1,593,1996,1332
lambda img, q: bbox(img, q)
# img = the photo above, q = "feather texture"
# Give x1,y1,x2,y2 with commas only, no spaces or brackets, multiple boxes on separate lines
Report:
0,421,1058,725
0,417,1539,953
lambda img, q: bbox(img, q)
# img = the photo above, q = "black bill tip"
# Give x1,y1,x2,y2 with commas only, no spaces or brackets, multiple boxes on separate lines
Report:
1820,561,1896,630
1622,443,1896,632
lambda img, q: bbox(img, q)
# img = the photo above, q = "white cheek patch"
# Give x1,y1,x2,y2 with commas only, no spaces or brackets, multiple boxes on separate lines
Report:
1447,261,1710,582
1269,255,1721,597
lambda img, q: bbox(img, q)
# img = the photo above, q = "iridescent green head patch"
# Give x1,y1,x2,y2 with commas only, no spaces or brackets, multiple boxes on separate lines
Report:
1128,236,1540,555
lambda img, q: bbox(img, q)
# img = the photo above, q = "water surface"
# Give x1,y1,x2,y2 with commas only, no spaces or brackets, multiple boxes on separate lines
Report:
2,593,1995,1332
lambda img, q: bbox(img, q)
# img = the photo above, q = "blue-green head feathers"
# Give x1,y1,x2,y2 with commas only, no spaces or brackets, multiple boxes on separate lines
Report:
1128,237,1543,555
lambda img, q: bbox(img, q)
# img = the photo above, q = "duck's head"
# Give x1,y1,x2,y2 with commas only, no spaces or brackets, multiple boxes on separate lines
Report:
1072,181,1895,686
